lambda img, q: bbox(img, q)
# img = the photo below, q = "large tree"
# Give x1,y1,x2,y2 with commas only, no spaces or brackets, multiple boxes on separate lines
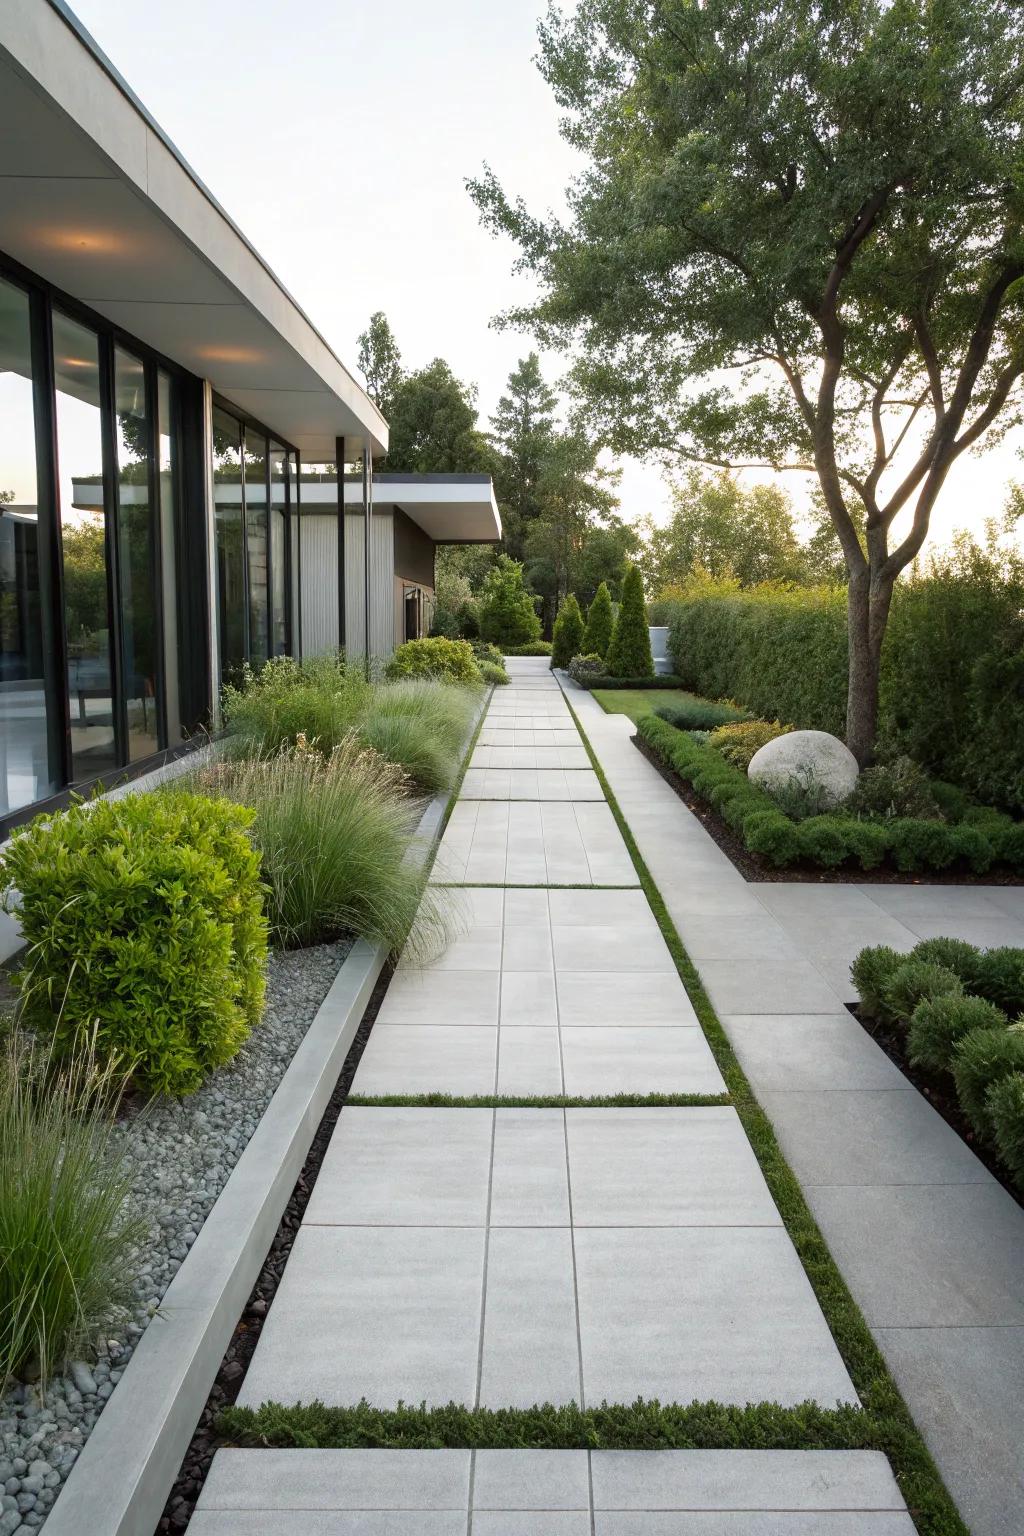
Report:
384,359,496,475
357,311,404,420
490,352,559,559
469,0,1024,763
645,470,807,589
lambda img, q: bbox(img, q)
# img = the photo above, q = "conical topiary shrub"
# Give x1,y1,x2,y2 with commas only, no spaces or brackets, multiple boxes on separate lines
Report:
605,564,653,677
582,581,613,660
551,593,585,668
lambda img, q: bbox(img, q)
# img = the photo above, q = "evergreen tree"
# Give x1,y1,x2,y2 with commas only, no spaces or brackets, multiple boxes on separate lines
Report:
582,581,613,659
384,359,496,475
490,353,558,561
551,593,585,669
605,565,652,678
478,555,541,649
356,312,403,420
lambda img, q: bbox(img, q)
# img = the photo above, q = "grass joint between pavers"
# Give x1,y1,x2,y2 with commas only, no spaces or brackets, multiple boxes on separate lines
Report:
344,1092,732,1109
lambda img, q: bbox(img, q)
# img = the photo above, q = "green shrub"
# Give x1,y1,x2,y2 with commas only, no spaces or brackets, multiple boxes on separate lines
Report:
974,946,1024,1014
478,555,542,648
470,641,506,670
884,961,963,1026
988,1072,1024,1186
655,696,747,731
886,818,961,872
385,637,482,684
606,565,654,678
194,740,449,958
850,946,906,1022
479,661,509,686
743,810,802,865
910,937,985,990
908,994,1008,1075
847,757,942,821
1,793,267,1096
503,640,553,656
0,1035,147,1387
708,718,792,770
568,653,606,684
582,674,687,689
551,593,586,668
797,815,856,868
952,1025,1024,1136
583,581,614,658
930,779,972,820
990,821,1024,872
222,653,368,757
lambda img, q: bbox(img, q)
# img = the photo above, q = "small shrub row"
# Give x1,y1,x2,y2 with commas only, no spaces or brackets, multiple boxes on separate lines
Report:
637,714,1024,875
851,940,1024,1188
579,673,688,691
568,653,606,684
503,640,553,656
656,697,748,732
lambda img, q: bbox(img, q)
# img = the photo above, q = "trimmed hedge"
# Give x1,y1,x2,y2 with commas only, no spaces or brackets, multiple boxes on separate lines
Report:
637,714,1024,875
579,673,687,690
503,641,553,656
663,542,1024,812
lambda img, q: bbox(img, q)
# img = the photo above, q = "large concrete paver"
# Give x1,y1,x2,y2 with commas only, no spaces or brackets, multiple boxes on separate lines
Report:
432,801,638,886
194,1449,913,1533
238,1109,854,1412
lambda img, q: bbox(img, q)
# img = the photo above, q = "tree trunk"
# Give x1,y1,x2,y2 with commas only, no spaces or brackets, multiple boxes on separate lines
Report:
845,567,893,767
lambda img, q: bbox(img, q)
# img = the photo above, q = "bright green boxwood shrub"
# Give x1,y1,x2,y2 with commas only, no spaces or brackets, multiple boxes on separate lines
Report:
952,1025,1024,1136
606,565,654,678
385,637,482,684
908,994,1008,1074
1,793,268,1096
551,594,586,669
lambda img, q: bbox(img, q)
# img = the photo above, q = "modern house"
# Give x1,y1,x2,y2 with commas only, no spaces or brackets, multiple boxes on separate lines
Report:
0,0,500,836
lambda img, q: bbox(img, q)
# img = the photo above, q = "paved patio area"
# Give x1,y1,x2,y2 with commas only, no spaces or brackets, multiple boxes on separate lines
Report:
566,679,1024,1536
221,661,914,1534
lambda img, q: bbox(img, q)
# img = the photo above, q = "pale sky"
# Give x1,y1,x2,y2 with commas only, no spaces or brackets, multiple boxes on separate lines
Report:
68,0,1024,552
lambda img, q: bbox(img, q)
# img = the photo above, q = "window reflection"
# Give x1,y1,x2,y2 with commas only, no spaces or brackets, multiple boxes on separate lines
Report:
245,427,268,667
0,277,56,812
54,310,116,781
114,348,160,761
213,407,245,685
158,372,181,744
270,442,288,656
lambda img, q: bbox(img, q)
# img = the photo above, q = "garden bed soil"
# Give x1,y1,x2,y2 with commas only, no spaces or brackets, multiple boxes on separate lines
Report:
156,961,394,1533
847,1002,1021,1209
634,734,1024,886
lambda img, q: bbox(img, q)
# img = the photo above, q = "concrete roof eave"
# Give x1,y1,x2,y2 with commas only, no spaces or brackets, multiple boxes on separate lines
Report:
0,0,388,460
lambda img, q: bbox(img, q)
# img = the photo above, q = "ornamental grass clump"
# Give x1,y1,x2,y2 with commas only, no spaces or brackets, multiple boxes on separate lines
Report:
1,792,267,1096
196,738,449,959
358,679,475,793
0,1033,146,1389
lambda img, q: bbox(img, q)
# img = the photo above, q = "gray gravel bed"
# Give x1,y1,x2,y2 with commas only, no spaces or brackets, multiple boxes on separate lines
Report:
0,938,352,1535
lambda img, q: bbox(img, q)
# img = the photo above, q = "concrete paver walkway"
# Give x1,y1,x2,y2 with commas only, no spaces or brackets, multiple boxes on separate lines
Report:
566,680,1024,1536
205,661,913,1534
193,1448,915,1534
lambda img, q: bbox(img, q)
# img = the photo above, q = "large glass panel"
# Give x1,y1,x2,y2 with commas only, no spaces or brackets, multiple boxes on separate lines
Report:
288,452,300,658
114,348,160,761
53,310,116,780
212,406,245,685
0,277,56,813
244,427,268,667
157,371,181,743
269,441,287,656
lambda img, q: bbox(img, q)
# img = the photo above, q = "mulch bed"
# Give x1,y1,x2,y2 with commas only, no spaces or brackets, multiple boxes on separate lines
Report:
156,959,394,1534
634,733,1024,886
847,1001,1021,1209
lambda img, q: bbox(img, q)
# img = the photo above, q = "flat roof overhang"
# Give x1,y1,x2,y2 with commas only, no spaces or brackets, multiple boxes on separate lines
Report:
300,474,503,544
0,0,387,461
70,473,502,545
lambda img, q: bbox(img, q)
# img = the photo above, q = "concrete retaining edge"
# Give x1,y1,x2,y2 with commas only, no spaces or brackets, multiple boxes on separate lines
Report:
42,687,490,1536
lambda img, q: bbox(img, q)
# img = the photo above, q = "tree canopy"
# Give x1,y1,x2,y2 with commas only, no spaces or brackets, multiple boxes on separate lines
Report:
357,312,403,420
642,470,807,590
384,358,496,475
469,0,1024,760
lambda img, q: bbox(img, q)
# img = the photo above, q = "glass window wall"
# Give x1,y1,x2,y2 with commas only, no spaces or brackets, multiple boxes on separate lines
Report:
114,347,161,761
157,371,181,744
244,426,268,668
213,406,245,685
270,442,288,657
0,277,56,813
53,309,117,781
